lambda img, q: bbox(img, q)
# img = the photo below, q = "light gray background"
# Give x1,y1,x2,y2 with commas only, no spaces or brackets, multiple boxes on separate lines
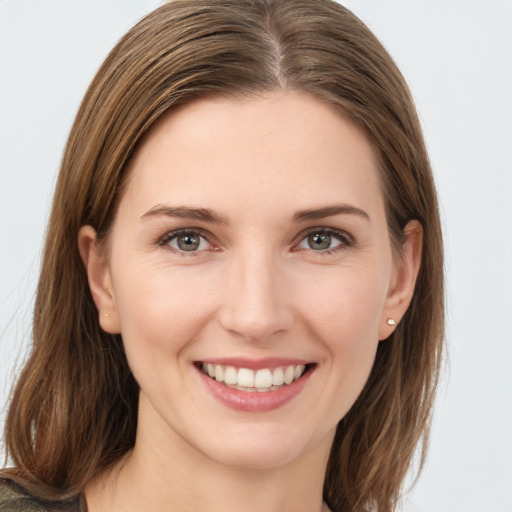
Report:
1,1,511,511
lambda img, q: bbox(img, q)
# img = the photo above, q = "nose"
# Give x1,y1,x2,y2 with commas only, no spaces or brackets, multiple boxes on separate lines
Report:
218,250,293,343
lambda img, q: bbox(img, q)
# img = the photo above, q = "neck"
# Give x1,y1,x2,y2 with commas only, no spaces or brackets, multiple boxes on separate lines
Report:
85,398,334,512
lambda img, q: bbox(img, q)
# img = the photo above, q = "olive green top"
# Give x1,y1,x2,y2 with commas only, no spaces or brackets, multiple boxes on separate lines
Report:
0,478,86,512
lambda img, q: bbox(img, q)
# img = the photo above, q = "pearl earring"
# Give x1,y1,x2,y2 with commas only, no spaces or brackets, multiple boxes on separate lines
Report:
386,318,396,326
104,313,110,318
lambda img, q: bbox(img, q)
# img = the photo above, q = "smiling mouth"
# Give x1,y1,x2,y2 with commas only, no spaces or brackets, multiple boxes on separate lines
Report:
196,362,315,392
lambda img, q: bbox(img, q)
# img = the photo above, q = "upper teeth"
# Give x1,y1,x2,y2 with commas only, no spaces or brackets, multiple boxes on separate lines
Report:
202,363,306,390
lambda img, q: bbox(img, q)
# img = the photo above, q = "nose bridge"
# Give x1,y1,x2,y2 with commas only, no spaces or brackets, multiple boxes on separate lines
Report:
219,245,292,341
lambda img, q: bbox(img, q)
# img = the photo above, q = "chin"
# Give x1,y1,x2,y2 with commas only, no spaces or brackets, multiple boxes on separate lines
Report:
205,443,305,471
192,421,335,472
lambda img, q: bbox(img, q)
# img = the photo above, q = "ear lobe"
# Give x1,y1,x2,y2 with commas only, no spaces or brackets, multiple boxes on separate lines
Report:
379,220,423,340
78,225,121,334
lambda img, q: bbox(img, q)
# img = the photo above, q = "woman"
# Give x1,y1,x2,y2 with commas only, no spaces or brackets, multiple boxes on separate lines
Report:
0,1,444,511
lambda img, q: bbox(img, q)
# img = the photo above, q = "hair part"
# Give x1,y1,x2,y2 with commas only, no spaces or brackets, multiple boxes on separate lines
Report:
3,1,444,511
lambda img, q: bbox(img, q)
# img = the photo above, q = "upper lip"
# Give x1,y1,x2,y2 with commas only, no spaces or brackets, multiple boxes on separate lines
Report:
196,357,312,371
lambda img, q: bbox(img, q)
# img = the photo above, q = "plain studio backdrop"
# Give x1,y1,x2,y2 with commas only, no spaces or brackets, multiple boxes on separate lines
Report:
1,1,511,511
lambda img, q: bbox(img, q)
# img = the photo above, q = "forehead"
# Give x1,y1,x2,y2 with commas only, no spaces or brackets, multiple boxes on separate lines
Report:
121,91,384,220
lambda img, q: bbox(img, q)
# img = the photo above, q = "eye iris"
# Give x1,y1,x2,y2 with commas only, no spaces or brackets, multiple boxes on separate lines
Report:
308,232,331,250
177,233,200,251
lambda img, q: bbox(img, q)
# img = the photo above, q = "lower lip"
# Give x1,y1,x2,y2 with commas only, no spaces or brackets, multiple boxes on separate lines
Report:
197,366,314,412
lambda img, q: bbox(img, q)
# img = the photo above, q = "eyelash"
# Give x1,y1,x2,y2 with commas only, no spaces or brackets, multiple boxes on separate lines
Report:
157,228,214,255
294,227,353,255
157,227,354,256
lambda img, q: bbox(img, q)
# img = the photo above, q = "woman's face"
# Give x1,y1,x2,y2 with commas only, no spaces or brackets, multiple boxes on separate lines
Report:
83,91,416,472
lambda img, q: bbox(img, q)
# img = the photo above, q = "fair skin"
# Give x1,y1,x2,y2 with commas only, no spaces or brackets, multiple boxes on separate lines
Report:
79,91,421,512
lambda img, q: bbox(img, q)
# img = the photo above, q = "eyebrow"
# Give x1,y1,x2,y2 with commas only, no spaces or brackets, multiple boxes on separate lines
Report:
292,205,370,223
140,205,229,224
140,204,369,224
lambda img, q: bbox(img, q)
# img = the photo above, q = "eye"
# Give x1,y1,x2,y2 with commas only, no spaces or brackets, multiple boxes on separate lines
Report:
159,230,212,253
297,229,351,252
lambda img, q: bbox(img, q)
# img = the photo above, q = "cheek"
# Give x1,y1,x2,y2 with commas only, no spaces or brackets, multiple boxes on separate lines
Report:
295,266,388,404
110,259,217,361
297,265,388,345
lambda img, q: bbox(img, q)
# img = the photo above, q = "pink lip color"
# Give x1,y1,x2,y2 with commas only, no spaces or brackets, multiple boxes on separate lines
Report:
199,357,309,370
197,365,314,412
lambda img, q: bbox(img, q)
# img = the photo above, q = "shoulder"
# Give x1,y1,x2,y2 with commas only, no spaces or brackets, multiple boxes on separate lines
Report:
0,478,83,512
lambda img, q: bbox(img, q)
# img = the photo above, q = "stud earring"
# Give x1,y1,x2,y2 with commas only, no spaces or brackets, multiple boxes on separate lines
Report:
386,318,396,326
104,313,110,318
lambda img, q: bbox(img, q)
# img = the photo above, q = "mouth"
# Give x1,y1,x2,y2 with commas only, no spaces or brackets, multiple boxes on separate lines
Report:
195,361,316,393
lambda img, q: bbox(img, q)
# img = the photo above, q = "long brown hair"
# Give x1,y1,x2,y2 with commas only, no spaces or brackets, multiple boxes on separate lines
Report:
3,1,444,511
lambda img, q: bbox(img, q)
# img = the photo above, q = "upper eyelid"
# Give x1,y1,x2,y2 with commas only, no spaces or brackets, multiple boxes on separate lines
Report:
156,226,354,249
295,226,354,244
157,227,214,247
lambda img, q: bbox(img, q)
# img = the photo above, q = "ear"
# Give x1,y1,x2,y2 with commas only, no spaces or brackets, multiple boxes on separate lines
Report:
379,220,423,341
78,225,121,334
